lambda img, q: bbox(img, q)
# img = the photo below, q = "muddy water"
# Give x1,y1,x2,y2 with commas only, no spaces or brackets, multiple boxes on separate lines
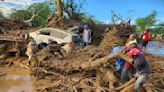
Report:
147,41,164,56
0,68,35,92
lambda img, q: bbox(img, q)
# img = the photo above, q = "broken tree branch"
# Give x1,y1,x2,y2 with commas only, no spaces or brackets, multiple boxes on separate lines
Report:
115,77,136,91
24,8,44,23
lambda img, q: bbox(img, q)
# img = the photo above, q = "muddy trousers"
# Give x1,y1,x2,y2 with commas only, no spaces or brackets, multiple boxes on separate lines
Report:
134,73,148,90
121,66,136,82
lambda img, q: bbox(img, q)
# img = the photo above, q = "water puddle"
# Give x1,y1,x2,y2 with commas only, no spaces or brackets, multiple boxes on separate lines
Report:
0,68,35,92
146,41,164,56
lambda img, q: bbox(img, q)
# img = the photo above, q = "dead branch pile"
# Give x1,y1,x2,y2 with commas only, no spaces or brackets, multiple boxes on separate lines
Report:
99,27,125,51
31,46,134,92
145,53,164,92
45,15,83,30
29,26,146,92
0,18,29,31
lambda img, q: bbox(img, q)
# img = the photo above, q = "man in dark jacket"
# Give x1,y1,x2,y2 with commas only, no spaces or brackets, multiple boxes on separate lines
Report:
126,48,152,91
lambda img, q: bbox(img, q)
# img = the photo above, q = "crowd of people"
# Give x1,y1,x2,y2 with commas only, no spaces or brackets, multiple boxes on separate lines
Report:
111,29,152,91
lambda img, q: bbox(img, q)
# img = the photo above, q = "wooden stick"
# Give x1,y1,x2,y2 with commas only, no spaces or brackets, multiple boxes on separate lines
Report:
115,77,136,91
87,79,106,92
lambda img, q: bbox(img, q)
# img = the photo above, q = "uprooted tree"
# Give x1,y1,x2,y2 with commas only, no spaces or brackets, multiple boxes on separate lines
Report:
56,0,63,17
11,2,51,27
63,0,86,21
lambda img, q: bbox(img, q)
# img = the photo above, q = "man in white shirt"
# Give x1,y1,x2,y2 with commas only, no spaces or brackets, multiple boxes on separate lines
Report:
83,24,91,46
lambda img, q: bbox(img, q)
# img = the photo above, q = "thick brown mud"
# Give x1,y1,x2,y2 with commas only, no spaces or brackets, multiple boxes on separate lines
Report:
0,68,35,92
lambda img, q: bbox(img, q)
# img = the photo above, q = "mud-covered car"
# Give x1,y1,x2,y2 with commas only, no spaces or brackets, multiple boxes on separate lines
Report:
29,26,83,54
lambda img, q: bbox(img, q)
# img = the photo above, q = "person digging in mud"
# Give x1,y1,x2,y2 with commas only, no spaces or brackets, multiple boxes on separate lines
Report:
26,39,38,66
121,43,138,82
125,34,137,47
126,47,152,91
82,24,92,47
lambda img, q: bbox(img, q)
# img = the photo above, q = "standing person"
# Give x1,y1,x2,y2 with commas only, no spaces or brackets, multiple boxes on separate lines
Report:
26,39,38,66
126,48,152,91
141,29,150,50
83,24,92,47
126,34,137,47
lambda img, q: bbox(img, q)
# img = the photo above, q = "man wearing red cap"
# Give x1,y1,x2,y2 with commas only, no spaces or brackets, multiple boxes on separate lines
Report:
126,48,152,91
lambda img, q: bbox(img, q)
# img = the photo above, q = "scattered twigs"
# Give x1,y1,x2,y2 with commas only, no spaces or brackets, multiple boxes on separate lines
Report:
36,80,62,91
114,77,136,91
87,78,106,92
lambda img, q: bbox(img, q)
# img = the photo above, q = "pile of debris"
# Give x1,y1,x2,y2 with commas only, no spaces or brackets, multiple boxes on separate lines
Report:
0,14,163,92
0,17,39,59
27,24,153,92
99,27,125,51
46,15,84,30
0,18,29,31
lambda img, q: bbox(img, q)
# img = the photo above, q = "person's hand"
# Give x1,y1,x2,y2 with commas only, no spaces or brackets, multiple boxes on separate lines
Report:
134,72,139,78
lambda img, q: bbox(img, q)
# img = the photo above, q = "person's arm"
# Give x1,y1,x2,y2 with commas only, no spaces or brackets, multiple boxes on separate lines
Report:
88,30,91,43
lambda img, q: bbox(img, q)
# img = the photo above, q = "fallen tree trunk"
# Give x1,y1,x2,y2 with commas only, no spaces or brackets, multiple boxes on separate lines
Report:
39,48,133,72
115,77,136,91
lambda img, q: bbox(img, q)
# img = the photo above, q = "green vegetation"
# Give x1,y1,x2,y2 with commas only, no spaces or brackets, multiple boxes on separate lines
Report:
9,0,100,27
136,11,157,32
151,23,164,34
11,2,51,27
135,11,163,34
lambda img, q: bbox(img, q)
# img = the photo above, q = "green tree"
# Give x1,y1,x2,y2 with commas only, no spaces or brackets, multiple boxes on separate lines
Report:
136,11,157,31
11,2,51,27
152,23,164,34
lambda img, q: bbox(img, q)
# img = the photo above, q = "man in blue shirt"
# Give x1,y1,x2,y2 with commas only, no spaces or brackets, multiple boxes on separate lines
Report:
111,43,125,72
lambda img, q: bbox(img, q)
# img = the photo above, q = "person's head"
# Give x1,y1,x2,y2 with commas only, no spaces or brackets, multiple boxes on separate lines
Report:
146,29,150,32
129,34,135,40
84,24,89,30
